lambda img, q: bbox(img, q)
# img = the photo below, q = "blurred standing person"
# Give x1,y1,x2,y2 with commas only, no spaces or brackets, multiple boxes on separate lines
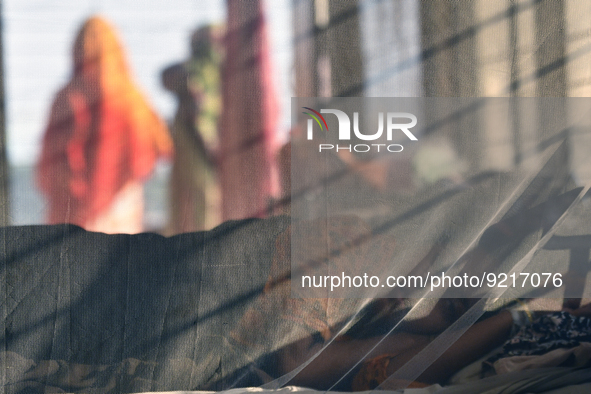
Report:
162,25,224,234
37,16,173,234
219,0,280,221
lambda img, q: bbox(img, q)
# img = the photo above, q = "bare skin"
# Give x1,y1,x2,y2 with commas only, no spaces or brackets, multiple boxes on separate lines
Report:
280,301,591,390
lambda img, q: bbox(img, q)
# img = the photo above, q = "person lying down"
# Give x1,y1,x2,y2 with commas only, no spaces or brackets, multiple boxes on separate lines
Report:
2,214,590,393
223,217,591,391
228,217,591,391
266,296,591,391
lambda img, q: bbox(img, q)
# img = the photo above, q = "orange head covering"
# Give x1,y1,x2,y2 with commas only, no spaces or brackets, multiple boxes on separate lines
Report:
37,16,173,226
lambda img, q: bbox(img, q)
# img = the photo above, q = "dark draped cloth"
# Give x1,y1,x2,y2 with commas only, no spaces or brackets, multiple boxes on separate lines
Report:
1,216,289,392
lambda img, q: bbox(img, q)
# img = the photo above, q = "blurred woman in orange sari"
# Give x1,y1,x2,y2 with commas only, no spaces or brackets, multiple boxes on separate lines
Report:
37,16,173,233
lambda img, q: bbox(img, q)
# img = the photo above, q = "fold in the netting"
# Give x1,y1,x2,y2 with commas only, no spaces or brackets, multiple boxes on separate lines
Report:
378,184,589,388
378,185,589,390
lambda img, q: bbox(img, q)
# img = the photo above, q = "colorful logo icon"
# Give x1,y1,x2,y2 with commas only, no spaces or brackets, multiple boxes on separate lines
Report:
302,107,328,133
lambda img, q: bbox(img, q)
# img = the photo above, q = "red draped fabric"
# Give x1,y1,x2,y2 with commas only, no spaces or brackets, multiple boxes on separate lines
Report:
219,0,280,221
36,17,172,230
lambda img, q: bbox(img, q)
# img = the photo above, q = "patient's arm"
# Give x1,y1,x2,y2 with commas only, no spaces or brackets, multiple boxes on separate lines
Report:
281,309,514,389
280,330,431,389
284,301,591,389
409,309,513,384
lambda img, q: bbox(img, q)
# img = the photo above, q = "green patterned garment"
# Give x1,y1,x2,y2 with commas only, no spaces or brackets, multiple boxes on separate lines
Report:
186,24,224,149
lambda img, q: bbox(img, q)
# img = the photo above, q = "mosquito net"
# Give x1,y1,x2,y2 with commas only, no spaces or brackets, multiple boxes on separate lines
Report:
2,97,591,393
